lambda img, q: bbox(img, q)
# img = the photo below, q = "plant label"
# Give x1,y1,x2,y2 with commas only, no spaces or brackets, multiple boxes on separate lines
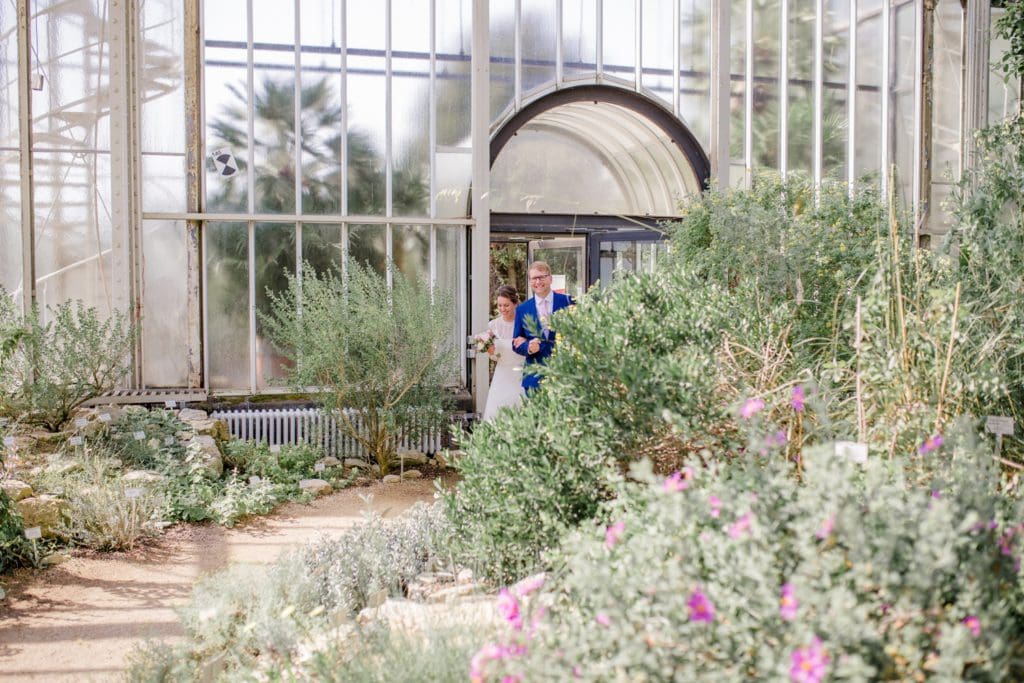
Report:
133,431,146,441
269,444,282,454
69,436,84,447
99,413,112,423
249,476,262,486
24,527,42,540
2,436,15,448
985,416,1014,436
164,400,177,408
834,441,868,463
74,418,88,428
164,436,176,446
125,487,143,499
315,463,326,472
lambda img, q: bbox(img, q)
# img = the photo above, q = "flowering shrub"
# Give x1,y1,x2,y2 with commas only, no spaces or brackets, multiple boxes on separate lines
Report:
476,434,1024,681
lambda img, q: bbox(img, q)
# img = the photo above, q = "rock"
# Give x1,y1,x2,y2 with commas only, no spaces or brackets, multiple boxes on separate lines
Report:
16,495,69,538
41,552,71,566
177,408,208,422
188,418,230,442
29,430,66,449
175,430,194,441
434,449,465,469
457,568,474,582
46,459,82,477
319,456,342,467
122,470,167,485
400,469,422,480
358,597,497,634
186,436,223,478
382,474,401,484
299,478,333,496
80,420,106,438
344,458,372,469
70,407,99,423
122,405,148,415
1,479,33,501
426,582,484,604
398,451,428,466
93,406,123,423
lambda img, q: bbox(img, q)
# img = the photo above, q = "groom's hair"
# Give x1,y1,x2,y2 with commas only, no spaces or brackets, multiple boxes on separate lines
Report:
529,261,552,276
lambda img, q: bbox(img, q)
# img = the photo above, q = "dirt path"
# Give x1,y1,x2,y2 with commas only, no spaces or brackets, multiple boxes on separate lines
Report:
0,476,454,682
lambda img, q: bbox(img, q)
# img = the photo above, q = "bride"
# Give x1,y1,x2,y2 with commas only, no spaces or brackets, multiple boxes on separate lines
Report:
481,285,526,421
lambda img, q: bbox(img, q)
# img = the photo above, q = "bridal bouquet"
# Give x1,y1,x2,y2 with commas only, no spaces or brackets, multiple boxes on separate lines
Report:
474,329,496,354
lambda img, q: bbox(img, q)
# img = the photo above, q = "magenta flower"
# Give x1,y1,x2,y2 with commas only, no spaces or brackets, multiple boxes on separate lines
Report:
740,398,766,419
595,612,611,627
728,512,753,539
791,385,806,412
918,434,944,455
815,516,834,540
605,520,625,549
513,573,546,597
470,643,506,682
779,583,799,621
931,489,942,499
496,588,523,630
687,589,716,623
962,615,981,637
708,495,723,518
501,676,522,683
790,637,830,683
663,467,693,492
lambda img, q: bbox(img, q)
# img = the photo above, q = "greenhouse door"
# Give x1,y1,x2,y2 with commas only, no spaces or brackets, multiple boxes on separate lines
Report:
527,237,586,301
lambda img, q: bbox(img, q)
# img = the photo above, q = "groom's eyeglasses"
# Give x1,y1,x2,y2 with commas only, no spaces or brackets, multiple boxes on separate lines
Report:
529,275,550,281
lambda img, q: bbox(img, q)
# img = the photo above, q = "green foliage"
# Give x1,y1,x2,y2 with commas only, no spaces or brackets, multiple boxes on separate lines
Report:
0,440,32,573
0,294,135,431
994,1,1024,83
478,434,1024,682
262,261,455,474
668,173,883,361
125,503,454,680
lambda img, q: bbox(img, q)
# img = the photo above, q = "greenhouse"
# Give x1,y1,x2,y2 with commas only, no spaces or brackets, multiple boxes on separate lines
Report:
1,0,1020,407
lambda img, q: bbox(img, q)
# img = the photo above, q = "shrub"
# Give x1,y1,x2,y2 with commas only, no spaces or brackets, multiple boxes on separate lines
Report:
477,432,1024,682
262,261,455,474
0,294,136,431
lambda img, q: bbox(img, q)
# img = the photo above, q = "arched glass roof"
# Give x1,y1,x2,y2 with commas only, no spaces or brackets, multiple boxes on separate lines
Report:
491,99,702,217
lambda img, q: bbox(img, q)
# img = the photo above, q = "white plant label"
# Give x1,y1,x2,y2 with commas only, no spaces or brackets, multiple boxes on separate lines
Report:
269,444,281,454
24,527,42,540
834,441,869,463
2,436,15,448
985,416,1014,436
74,418,88,428
164,436,176,446
249,476,262,486
125,487,143,499
99,413,112,423
164,400,177,408
133,431,146,441
315,463,326,472
69,436,84,447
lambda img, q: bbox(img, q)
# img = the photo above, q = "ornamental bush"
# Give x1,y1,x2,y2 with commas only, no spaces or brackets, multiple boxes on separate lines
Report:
477,431,1024,682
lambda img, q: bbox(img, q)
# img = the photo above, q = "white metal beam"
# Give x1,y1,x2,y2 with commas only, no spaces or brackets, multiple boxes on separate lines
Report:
16,0,35,318
709,0,731,188
470,0,491,415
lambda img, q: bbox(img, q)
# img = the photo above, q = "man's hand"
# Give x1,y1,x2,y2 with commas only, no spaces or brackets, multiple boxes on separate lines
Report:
527,338,541,355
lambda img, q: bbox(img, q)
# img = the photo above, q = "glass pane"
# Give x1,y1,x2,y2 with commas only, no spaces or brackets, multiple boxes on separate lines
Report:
254,223,295,389
822,0,849,179
436,226,465,385
490,0,515,120
434,149,471,218
599,240,637,283
204,0,249,212
892,2,916,203
347,64,386,215
521,0,557,94
988,7,1021,124
641,0,673,105
346,0,385,51
252,0,297,214
530,239,585,301
142,221,188,387
0,0,16,147
300,0,343,215
302,223,344,276
348,224,386,275
562,0,597,80
142,154,187,213
392,58,430,217
752,0,781,170
0,149,21,295
436,0,472,147
394,224,429,283
206,221,249,390
854,0,882,180
141,0,185,155
786,0,815,175
679,0,711,149
602,0,636,85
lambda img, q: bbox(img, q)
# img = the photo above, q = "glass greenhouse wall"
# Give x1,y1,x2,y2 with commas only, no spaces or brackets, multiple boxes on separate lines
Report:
0,0,1019,401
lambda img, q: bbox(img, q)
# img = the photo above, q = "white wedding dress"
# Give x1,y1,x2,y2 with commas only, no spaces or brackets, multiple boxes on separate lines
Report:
481,316,525,422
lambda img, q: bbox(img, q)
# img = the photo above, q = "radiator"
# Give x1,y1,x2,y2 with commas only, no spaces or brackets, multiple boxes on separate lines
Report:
210,406,445,458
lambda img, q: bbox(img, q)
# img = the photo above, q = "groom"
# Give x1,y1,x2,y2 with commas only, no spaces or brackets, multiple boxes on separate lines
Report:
512,261,574,393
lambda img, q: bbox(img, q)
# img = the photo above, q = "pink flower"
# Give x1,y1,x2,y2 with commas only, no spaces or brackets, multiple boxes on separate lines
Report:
728,512,753,539
931,489,941,499
815,516,834,540
708,495,722,518
963,615,981,637
605,521,625,549
780,583,799,621
740,398,766,419
663,467,693,492
791,386,806,412
595,612,611,627
496,588,523,630
918,434,944,455
501,676,522,683
470,643,506,682
513,573,546,597
572,666,582,678
687,589,715,623
790,637,830,683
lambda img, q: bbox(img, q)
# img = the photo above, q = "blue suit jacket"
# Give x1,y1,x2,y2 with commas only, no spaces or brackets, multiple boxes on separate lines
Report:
512,292,574,392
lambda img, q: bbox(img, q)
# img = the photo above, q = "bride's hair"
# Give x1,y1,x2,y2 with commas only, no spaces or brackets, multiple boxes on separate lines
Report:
496,285,520,304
